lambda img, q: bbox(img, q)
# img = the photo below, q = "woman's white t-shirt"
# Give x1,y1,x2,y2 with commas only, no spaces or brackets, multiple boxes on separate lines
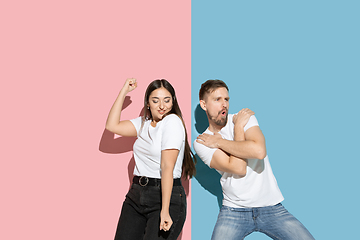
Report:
130,114,185,179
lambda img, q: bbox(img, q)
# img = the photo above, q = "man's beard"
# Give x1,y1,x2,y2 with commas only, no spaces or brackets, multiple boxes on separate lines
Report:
207,109,228,127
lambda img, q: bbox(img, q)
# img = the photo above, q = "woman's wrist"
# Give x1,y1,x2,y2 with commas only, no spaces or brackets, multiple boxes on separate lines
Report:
161,207,170,214
119,87,129,96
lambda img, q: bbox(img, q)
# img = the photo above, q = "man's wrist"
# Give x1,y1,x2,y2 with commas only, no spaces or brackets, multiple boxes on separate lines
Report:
234,125,245,141
234,123,245,130
216,138,224,149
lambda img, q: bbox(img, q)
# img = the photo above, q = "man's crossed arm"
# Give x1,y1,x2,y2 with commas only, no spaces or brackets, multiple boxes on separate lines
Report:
196,109,266,176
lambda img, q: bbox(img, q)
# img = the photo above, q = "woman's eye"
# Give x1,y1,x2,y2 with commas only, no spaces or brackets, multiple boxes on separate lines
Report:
165,100,170,103
152,101,158,103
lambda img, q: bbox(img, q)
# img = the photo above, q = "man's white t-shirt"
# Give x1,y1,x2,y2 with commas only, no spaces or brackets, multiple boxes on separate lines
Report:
130,114,185,179
193,114,284,208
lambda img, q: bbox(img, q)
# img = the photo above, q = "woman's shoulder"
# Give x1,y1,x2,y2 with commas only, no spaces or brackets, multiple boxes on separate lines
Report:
162,114,183,125
164,113,181,120
161,114,185,137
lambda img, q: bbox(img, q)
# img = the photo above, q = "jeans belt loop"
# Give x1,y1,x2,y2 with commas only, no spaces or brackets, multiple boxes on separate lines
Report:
139,176,149,186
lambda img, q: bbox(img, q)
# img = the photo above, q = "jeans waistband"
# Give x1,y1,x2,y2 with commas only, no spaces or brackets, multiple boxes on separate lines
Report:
133,176,182,187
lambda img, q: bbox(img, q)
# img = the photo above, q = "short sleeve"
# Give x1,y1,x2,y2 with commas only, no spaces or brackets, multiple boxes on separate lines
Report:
193,137,217,167
161,114,185,151
244,115,259,132
129,117,142,134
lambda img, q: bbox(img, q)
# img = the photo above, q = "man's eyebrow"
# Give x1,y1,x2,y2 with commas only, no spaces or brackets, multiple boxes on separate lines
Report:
212,96,229,99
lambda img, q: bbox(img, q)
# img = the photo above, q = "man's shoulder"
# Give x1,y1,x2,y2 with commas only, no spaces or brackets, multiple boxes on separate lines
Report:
193,130,212,153
193,137,204,148
193,136,217,167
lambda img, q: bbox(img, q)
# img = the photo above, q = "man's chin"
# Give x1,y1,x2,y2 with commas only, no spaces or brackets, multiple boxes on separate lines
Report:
207,112,228,127
214,116,227,126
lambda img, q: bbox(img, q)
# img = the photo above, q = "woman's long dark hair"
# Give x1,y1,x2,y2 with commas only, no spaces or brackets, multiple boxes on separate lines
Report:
143,79,196,179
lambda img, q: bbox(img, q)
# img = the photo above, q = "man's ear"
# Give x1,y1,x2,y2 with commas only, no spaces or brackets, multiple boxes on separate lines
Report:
199,100,206,111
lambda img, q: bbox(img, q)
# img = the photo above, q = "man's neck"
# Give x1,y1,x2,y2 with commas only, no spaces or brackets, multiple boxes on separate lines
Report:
208,123,224,133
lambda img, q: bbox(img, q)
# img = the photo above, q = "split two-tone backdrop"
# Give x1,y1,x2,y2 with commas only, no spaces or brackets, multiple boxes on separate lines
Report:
1,1,359,239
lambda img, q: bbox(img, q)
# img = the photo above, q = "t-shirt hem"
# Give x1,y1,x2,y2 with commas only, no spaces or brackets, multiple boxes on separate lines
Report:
222,197,284,208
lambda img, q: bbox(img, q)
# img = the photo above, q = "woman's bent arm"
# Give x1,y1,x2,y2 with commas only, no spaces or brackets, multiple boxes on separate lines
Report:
160,149,179,231
105,78,138,137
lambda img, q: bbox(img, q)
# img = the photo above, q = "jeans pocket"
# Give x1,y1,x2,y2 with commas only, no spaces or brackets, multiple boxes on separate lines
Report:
125,184,140,203
170,186,185,205
141,186,161,207
220,205,235,212
270,203,289,217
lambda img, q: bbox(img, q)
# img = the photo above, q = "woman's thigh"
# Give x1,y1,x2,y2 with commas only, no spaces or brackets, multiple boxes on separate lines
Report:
143,186,187,240
114,187,147,240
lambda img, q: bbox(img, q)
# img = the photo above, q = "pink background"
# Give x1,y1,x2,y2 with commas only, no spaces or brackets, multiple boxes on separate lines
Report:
1,1,191,239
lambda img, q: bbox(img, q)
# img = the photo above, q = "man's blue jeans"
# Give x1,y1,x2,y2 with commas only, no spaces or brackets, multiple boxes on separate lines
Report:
211,203,314,240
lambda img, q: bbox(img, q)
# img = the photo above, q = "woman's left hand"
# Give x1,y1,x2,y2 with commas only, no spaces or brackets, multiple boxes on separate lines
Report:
160,210,173,232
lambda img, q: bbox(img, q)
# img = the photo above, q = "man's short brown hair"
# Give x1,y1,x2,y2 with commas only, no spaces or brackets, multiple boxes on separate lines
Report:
199,79,229,100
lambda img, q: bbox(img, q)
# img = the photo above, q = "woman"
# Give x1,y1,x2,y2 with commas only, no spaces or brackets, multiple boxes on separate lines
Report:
105,78,196,240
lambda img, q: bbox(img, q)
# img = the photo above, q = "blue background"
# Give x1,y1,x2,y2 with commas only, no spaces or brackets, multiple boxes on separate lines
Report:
191,1,360,239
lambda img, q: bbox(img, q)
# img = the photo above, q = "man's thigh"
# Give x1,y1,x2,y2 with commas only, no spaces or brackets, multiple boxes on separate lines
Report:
257,203,315,240
211,206,255,240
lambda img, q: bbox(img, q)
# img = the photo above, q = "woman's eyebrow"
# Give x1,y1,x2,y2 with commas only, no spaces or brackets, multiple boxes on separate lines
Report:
151,96,171,99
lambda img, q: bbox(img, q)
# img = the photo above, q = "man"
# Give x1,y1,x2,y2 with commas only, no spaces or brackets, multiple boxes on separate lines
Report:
193,80,314,240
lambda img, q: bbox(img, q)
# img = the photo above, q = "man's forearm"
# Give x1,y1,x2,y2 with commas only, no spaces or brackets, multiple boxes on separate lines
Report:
218,126,266,160
228,124,247,175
